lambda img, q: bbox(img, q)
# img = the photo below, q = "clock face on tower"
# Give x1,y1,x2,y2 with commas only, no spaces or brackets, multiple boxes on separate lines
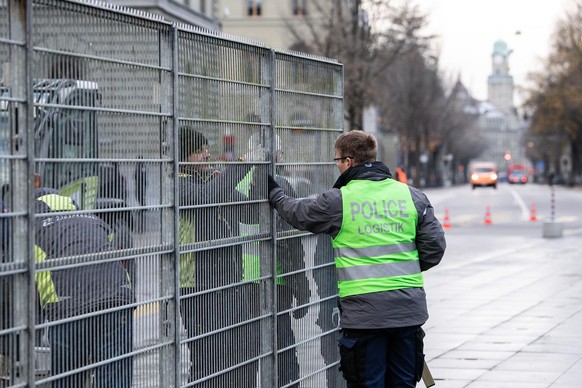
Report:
493,54,504,64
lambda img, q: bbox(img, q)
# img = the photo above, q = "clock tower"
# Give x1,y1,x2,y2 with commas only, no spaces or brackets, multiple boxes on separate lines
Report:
487,40,514,113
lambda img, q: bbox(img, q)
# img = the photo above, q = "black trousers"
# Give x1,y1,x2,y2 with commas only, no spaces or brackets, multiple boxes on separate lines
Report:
338,325,423,388
180,286,259,387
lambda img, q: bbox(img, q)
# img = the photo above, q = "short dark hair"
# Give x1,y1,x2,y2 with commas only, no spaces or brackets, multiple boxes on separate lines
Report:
334,130,377,165
179,126,208,161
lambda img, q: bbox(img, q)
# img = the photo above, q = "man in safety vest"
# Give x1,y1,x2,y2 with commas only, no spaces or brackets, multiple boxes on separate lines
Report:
177,127,259,386
267,130,446,388
33,187,134,387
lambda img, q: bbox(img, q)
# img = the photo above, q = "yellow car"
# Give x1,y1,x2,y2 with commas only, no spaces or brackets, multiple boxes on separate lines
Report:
470,162,498,189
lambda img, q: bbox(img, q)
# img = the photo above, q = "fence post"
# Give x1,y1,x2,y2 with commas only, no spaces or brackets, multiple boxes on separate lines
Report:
157,24,179,387
255,47,277,388
7,0,35,385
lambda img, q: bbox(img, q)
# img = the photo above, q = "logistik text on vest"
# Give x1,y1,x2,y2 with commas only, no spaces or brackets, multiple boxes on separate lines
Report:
350,199,409,235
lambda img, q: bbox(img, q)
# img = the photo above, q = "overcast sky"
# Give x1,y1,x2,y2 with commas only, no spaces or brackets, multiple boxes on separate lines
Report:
416,0,573,105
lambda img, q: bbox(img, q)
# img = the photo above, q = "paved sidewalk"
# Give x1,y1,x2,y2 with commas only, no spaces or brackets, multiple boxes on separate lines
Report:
422,232,582,387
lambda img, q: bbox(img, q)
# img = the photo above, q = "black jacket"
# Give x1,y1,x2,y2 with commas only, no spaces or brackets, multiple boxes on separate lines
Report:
34,194,134,320
178,165,251,290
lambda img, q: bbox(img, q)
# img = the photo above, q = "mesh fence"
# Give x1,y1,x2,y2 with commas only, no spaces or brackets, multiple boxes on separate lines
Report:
0,0,344,387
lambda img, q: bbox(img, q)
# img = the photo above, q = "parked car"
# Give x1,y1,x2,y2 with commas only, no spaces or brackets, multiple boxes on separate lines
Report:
470,162,498,189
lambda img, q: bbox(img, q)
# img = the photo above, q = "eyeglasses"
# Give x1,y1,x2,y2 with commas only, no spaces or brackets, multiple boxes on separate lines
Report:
333,156,353,162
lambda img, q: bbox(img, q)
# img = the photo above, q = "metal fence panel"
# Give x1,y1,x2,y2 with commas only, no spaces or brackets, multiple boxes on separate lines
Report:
0,1,344,387
273,50,344,388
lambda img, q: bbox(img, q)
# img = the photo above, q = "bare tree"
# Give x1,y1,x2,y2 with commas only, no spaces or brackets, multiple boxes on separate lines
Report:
287,0,432,130
375,49,482,186
288,0,483,186
524,1,582,180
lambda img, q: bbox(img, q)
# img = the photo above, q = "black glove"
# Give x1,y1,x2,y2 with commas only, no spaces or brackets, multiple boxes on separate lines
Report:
268,174,280,195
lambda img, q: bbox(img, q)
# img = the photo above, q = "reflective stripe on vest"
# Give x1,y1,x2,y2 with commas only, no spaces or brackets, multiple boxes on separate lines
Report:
237,168,284,285
332,178,423,298
179,173,196,288
36,194,77,211
34,245,59,308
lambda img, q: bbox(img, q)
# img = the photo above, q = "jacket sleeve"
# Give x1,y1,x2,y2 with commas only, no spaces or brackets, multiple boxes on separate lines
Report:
269,186,343,238
409,187,446,271
179,164,250,206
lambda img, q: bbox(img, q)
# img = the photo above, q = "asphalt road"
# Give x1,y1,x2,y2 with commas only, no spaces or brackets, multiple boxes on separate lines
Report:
419,182,582,388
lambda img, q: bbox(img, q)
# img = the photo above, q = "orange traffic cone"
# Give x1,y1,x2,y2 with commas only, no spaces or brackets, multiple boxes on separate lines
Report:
484,205,492,225
442,208,452,230
529,202,537,222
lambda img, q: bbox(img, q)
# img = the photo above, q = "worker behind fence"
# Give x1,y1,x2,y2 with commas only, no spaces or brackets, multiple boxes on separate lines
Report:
239,133,311,387
177,127,260,386
33,187,134,387
313,233,342,387
267,130,446,388
1,191,11,373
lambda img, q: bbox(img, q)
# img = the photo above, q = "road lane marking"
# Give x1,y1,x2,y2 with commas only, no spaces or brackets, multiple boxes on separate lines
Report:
508,187,530,220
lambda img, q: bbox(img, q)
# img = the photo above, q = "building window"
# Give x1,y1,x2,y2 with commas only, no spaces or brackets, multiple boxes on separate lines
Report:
293,0,307,15
247,0,262,16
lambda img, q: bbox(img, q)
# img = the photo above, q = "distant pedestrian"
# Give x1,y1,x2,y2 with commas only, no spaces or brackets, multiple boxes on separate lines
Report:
267,130,446,388
395,165,408,184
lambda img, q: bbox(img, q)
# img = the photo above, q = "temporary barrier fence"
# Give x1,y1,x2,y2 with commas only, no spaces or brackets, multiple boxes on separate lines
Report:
0,0,345,386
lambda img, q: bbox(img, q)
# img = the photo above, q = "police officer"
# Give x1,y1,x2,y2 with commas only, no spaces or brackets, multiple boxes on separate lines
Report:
267,130,446,388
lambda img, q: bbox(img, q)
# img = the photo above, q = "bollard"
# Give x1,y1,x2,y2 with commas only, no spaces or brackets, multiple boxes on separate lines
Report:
543,185,563,238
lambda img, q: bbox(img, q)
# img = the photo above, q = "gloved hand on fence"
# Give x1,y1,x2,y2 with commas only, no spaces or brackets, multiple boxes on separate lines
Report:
268,174,280,196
